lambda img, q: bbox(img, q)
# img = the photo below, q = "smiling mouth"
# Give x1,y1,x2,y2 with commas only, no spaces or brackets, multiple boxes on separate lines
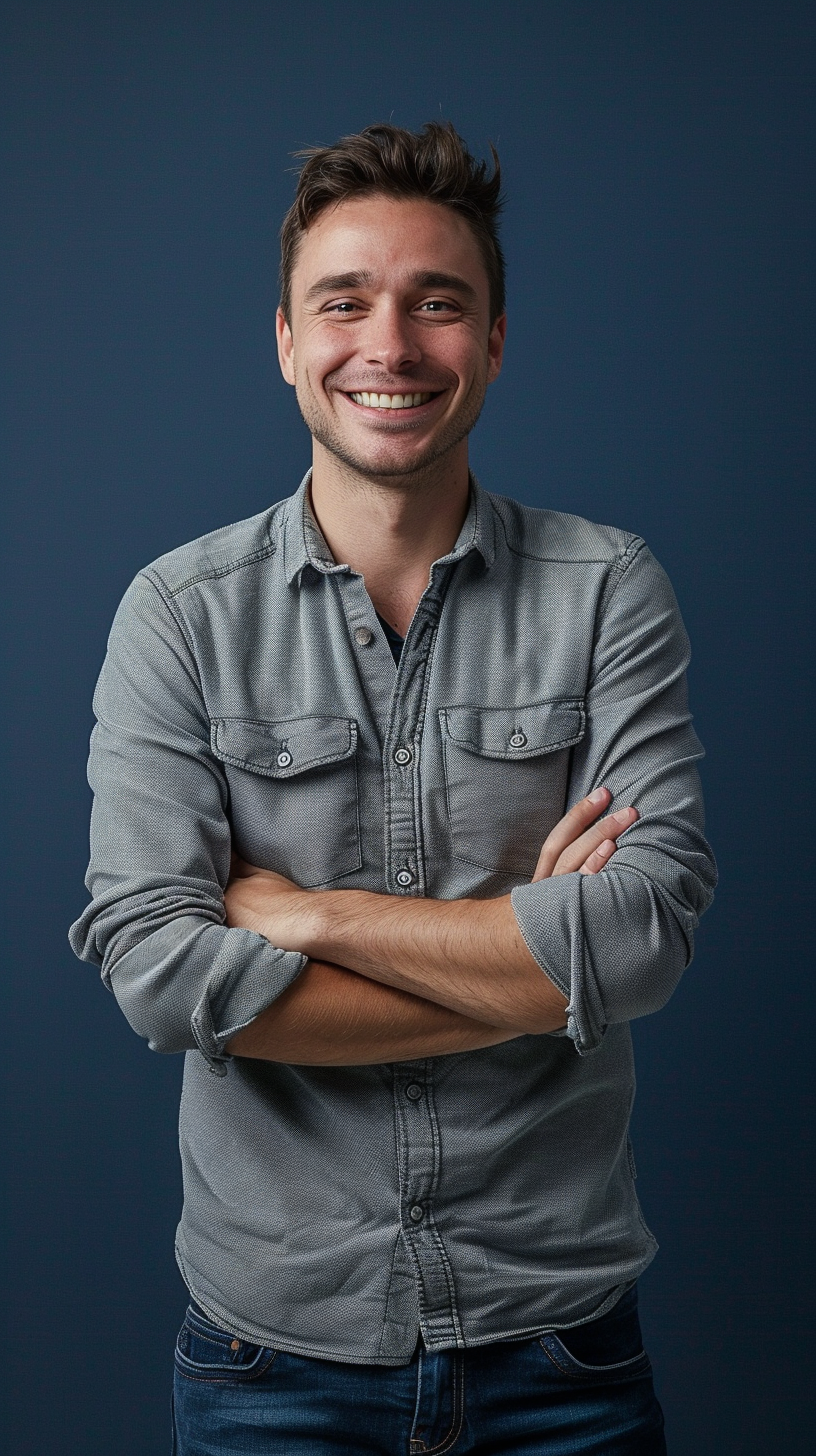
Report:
346,391,440,410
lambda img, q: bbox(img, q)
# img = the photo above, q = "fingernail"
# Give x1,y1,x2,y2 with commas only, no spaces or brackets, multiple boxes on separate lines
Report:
589,787,608,805
597,838,614,855
613,808,634,823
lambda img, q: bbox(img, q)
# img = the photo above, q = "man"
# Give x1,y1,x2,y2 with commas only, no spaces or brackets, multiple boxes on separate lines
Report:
70,122,716,1454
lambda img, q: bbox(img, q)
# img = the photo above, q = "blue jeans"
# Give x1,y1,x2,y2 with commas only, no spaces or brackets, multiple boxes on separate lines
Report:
172,1285,666,1454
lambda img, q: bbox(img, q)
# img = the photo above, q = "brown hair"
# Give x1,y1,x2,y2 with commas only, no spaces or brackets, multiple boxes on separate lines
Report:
279,121,505,323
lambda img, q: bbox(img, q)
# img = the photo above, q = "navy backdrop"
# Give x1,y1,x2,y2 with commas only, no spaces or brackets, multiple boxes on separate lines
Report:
3,3,814,1452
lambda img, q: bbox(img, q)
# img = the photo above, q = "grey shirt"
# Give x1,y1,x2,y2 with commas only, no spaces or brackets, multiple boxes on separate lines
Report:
70,473,716,1363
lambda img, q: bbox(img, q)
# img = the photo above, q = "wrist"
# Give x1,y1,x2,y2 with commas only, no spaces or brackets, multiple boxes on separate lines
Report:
299,889,340,959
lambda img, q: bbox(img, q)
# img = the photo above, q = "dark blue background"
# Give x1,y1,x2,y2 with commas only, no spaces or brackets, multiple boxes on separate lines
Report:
3,3,814,1451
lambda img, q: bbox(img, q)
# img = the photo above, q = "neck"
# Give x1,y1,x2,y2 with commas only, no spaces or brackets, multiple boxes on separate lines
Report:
308,440,471,637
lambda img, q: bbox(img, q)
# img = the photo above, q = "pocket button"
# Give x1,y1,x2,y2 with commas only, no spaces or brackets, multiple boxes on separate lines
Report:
508,732,527,748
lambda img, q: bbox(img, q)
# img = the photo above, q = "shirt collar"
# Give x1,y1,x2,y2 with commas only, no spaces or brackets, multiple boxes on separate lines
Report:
282,469,496,587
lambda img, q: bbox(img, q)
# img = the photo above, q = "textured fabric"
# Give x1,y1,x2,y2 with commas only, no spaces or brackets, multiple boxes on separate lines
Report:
171,1285,666,1454
70,472,716,1364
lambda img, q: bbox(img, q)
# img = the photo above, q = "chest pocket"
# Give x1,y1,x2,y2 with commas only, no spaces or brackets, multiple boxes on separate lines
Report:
211,716,361,887
439,700,585,876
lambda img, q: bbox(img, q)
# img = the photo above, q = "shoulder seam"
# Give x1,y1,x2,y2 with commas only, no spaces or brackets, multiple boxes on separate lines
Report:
489,497,641,564
137,569,201,676
154,539,279,598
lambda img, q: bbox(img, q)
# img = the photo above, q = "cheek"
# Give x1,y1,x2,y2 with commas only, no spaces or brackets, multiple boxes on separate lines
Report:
298,327,353,381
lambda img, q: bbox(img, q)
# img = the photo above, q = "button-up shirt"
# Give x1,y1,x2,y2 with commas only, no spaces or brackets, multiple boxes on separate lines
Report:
70,473,716,1362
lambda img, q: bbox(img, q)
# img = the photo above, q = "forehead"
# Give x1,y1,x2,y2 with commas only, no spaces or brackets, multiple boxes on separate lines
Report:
292,194,489,298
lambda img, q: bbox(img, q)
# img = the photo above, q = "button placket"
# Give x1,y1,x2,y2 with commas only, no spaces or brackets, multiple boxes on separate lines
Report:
393,1058,461,1349
382,593,447,903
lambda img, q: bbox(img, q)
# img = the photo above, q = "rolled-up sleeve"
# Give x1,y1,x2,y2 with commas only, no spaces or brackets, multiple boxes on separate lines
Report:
510,542,717,1054
69,571,307,1074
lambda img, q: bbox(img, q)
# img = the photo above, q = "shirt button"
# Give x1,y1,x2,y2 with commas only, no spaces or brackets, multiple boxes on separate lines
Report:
508,732,527,749
276,750,293,768
354,626,374,646
395,869,414,888
393,746,413,766
405,1083,424,1101
409,1204,425,1223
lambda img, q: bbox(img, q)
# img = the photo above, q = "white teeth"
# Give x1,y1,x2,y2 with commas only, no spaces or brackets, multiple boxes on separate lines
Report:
349,391,433,408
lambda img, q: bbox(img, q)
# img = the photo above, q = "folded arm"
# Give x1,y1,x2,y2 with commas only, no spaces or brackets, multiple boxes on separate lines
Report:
226,547,717,1060
225,792,636,1057
225,958,520,1064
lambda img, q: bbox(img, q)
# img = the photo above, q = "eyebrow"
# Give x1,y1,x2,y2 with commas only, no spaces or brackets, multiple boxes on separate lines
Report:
304,272,374,302
303,269,479,304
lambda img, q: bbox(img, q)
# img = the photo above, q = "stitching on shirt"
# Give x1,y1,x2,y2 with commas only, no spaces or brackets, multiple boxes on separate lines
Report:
490,498,639,564
210,716,357,775
439,704,586,758
596,534,647,613
137,572,204,696
424,1073,465,1348
411,609,444,891
162,538,279,597
377,1227,407,1360
585,537,648,694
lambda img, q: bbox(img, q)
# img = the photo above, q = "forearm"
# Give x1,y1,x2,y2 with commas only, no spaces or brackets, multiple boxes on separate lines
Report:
225,958,522,1065
222,793,637,1040
283,894,568,1035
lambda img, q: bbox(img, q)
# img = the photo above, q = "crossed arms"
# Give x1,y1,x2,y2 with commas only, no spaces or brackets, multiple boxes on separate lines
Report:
69,542,716,1070
224,789,638,1064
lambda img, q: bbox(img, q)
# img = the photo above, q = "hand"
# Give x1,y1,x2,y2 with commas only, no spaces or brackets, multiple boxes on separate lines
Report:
532,787,638,882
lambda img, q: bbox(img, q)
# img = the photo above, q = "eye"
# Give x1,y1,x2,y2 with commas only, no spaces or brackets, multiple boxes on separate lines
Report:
418,298,458,314
324,300,362,315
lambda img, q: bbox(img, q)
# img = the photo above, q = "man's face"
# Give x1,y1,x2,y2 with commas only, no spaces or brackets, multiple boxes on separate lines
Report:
277,195,506,481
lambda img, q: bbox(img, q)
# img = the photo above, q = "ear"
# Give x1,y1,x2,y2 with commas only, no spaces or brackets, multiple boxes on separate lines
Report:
276,308,296,386
486,313,507,384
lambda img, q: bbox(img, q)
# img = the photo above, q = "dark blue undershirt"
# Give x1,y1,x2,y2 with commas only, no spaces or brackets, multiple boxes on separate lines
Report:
376,612,405,664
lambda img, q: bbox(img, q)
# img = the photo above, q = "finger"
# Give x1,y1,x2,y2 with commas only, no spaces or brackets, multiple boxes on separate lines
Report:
550,806,639,877
532,788,612,881
578,837,617,875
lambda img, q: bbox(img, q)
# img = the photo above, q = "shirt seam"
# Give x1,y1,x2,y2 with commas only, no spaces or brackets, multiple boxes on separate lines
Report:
154,538,279,599
488,497,641,565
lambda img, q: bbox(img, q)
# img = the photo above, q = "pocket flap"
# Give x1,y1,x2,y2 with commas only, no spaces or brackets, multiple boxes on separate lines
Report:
211,715,357,778
440,700,585,760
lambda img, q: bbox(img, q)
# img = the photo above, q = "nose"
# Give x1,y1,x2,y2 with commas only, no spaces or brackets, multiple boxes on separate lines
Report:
362,301,422,374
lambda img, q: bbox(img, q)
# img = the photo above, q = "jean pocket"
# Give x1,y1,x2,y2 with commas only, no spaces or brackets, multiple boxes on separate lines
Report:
538,1331,651,1382
174,1304,277,1384
538,1287,652,1384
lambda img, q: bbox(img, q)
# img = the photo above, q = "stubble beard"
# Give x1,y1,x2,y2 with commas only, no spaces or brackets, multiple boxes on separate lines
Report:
295,373,489,485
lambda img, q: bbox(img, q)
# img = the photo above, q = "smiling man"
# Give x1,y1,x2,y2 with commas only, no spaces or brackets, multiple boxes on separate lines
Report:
70,122,716,1454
